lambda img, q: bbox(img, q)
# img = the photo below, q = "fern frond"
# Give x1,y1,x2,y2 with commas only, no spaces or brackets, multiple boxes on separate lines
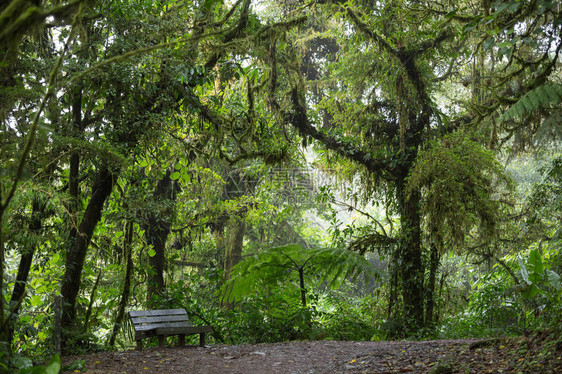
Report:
500,83,562,122
221,244,377,303
534,108,562,144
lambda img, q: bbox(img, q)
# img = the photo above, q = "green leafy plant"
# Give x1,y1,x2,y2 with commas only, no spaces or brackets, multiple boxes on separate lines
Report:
313,291,378,341
408,132,512,248
518,249,561,326
62,358,86,373
19,354,61,374
0,353,60,374
500,84,562,122
221,244,377,307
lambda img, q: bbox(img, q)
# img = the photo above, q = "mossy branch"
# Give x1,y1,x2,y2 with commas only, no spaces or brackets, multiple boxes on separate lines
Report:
69,30,223,84
0,0,83,44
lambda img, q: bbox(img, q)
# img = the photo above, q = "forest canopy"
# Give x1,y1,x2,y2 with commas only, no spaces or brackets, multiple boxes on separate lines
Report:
0,0,560,369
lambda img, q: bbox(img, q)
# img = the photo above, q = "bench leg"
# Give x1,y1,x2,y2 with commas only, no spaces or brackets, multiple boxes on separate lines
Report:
136,340,143,351
199,333,205,347
178,334,185,347
158,336,164,348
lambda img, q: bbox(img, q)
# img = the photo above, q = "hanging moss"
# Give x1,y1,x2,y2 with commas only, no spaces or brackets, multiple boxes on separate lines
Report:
407,131,514,250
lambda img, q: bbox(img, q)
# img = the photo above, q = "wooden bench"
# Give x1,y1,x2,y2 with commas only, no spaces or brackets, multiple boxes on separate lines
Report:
128,308,212,350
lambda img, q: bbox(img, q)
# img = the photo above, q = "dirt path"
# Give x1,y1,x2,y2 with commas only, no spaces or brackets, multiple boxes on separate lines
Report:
61,337,561,373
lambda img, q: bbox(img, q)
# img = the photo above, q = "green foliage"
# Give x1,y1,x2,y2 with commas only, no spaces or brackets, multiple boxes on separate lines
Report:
432,256,523,339
147,266,381,345
518,249,562,327
519,250,544,299
62,358,85,373
313,291,378,341
221,244,377,304
408,132,512,248
0,0,560,360
500,84,562,122
526,156,562,222
0,352,60,374
224,290,314,343
18,354,60,374
436,246,561,340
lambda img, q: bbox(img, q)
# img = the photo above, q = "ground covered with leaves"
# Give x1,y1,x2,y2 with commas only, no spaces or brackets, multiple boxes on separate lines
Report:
62,332,562,373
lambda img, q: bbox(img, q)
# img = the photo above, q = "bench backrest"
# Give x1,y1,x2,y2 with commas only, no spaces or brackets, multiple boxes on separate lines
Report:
129,308,192,337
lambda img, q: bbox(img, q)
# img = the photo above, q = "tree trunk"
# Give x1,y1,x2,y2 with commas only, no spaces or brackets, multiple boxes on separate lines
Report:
212,220,226,269
222,166,248,284
144,170,177,306
425,236,440,327
394,58,428,333
0,1,25,345
60,166,115,332
396,181,424,332
108,220,134,347
222,216,245,309
223,216,246,282
387,252,399,320
8,196,45,344
0,207,6,348
298,267,306,307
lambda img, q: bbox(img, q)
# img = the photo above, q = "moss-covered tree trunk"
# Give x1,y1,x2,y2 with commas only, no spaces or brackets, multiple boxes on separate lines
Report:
212,222,225,265
8,196,45,344
60,166,116,332
425,237,440,326
396,181,424,331
394,65,428,332
144,170,178,306
223,216,246,282
108,220,134,347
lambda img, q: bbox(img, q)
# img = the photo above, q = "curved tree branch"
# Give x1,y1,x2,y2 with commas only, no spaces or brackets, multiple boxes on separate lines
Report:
288,86,390,174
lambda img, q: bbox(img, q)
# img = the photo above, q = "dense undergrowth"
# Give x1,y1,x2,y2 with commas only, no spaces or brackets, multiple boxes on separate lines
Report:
65,241,562,350
3,194,560,373
2,253,560,373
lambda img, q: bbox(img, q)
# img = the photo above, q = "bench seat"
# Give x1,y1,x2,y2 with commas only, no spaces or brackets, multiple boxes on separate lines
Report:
129,308,211,350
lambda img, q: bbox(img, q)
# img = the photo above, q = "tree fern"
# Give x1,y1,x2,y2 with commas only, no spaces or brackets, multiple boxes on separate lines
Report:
534,108,562,144
221,244,377,305
500,83,562,122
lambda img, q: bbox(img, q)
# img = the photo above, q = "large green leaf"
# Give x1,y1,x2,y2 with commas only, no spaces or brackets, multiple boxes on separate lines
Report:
18,354,60,374
528,249,544,284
